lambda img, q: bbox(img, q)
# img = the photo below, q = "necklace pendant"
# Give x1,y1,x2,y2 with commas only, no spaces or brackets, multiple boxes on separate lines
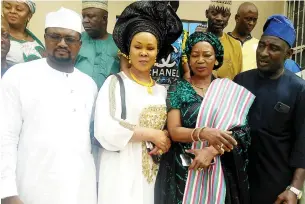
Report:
147,87,153,95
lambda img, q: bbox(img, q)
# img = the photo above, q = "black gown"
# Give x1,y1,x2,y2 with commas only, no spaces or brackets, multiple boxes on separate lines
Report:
234,69,305,204
155,79,202,204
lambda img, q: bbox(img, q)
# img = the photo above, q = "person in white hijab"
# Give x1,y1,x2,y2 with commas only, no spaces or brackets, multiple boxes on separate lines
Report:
1,7,97,204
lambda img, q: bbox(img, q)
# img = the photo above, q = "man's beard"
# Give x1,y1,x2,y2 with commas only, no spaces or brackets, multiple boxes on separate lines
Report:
258,69,274,77
52,50,72,63
53,56,72,63
86,29,102,39
258,66,282,78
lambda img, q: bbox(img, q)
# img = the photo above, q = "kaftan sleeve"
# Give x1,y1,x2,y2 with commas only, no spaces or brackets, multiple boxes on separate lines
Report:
290,84,305,169
0,67,23,198
94,75,134,151
89,83,98,144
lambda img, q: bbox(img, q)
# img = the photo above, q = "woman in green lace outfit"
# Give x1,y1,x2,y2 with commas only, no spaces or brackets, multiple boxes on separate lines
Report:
2,0,45,66
155,32,243,204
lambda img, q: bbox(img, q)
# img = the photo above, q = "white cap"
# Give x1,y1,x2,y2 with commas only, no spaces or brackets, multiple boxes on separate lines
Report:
45,7,82,33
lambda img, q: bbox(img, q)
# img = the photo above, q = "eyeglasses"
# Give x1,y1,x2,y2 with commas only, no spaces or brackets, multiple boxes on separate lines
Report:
45,33,80,45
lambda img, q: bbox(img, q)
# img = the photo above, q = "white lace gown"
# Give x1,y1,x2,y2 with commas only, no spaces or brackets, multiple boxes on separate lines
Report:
94,72,167,204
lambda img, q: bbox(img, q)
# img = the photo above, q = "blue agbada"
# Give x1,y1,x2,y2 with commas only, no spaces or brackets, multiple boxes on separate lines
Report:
234,14,305,204
263,14,296,47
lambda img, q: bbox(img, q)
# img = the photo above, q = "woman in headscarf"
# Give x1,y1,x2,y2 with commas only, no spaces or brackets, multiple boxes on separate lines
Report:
94,1,182,204
155,32,255,204
2,0,45,66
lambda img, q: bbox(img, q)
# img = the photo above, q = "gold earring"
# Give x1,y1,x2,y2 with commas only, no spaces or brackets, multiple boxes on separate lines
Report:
215,60,219,66
128,55,131,64
121,52,128,60
154,58,157,66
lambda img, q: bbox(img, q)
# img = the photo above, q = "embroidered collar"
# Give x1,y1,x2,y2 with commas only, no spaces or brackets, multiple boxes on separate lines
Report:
228,32,252,45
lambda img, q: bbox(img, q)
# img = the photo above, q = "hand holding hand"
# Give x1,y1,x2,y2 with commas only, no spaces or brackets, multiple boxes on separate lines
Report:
150,130,171,153
186,147,216,171
199,127,237,153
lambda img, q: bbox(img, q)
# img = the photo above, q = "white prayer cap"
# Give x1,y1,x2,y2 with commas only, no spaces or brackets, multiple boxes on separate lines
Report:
45,7,82,33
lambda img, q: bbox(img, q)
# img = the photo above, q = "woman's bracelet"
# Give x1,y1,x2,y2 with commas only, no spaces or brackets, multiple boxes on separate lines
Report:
196,127,206,142
191,128,199,142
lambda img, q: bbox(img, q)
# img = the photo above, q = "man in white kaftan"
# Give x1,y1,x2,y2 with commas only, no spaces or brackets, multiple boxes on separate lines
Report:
1,8,97,204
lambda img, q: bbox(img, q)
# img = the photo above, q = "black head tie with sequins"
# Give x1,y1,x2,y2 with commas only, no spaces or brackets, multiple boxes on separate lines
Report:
113,1,183,61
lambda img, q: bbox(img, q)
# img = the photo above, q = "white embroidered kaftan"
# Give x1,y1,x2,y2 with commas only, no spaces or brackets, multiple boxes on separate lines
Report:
1,59,98,204
94,72,167,204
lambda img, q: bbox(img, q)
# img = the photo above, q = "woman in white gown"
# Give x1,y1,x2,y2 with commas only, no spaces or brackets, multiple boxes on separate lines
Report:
94,1,183,204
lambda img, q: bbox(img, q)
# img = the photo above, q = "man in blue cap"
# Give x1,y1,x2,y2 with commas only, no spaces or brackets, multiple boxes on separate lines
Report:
234,15,305,204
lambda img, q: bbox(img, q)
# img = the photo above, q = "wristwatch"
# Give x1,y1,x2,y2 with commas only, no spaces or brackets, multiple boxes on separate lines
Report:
286,185,303,199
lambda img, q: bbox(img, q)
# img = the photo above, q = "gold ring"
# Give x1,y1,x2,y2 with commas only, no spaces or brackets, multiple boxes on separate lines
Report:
217,144,222,149
197,168,203,171
158,149,163,155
